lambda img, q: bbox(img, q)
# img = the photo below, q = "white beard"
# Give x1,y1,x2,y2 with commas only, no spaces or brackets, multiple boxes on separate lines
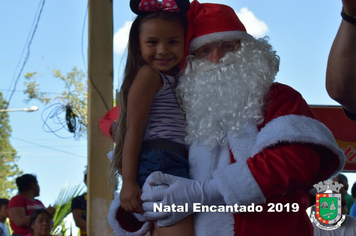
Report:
177,38,279,149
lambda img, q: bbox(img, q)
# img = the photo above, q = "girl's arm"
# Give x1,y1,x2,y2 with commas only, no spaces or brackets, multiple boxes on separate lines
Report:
120,65,163,213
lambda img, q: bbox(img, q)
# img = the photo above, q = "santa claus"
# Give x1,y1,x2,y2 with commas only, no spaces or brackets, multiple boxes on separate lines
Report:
108,1,345,236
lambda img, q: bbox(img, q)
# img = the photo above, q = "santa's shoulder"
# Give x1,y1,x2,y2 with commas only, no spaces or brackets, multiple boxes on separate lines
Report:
261,82,315,125
267,82,303,98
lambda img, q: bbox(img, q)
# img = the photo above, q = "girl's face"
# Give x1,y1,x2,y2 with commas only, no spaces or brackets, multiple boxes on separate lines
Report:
139,17,185,75
31,213,52,236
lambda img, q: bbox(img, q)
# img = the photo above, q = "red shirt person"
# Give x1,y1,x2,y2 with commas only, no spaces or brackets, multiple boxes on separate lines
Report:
8,174,55,236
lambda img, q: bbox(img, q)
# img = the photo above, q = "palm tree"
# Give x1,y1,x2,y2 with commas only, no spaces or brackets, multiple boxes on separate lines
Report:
51,184,85,236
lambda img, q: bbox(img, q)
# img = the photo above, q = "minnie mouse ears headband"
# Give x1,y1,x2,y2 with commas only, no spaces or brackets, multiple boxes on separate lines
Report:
130,0,190,15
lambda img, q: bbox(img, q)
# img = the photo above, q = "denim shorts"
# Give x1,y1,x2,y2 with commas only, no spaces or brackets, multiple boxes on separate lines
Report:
137,139,190,188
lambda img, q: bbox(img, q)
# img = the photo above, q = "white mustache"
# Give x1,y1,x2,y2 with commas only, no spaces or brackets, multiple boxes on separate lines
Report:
178,45,277,149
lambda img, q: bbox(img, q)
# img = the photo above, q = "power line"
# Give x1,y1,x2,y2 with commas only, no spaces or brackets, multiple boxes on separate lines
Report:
0,152,86,157
6,0,44,98
7,145,86,148
2,0,46,120
81,1,110,112
11,136,86,158
81,3,88,72
0,88,61,95
16,159,86,163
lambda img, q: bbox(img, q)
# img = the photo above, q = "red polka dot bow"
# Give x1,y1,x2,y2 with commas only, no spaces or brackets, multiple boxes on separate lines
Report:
138,0,180,13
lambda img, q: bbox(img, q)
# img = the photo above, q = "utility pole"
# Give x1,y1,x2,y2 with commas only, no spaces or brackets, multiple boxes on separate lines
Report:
87,0,113,235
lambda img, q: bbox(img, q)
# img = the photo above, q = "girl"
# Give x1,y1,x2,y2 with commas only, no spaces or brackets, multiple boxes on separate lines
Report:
112,0,193,235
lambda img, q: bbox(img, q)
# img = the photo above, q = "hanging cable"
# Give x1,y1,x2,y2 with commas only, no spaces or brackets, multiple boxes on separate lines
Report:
41,103,85,139
1,0,46,121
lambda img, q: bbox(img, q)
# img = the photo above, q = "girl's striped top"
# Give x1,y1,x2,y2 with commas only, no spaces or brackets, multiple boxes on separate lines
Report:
143,71,186,146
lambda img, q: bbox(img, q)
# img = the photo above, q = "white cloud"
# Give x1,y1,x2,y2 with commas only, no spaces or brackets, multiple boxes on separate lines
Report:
113,8,267,54
113,21,132,55
236,8,268,38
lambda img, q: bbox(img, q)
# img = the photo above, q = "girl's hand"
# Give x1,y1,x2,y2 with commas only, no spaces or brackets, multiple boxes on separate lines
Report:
120,180,144,213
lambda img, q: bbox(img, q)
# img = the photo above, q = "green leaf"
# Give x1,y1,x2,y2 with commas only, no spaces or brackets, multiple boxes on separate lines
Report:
51,184,85,234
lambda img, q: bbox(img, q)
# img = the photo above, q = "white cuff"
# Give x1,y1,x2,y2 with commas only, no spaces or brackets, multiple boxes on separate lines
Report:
108,193,151,236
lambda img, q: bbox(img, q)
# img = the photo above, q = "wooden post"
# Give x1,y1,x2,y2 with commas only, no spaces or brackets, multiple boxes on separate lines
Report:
87,0,114,235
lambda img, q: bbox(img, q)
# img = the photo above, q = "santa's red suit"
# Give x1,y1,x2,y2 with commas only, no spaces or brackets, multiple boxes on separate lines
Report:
108,1,345,235
108,82,344,236
188,82,344,236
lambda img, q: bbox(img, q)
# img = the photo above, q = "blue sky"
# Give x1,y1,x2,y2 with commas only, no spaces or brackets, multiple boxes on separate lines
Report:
1,0,354,223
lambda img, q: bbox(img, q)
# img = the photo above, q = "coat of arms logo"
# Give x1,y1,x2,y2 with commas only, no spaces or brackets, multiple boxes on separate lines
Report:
311,180,346,230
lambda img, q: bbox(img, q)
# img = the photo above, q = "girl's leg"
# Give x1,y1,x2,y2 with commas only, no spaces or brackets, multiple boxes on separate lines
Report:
152,215,194,236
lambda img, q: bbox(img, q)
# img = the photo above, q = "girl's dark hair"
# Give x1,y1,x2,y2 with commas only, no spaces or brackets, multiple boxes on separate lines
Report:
16,174,37,193
29,208,52,233
111,11,187,177
0,198,9,208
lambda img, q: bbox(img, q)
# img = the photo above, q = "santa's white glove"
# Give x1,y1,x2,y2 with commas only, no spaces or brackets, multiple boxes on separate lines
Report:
141,171,224,227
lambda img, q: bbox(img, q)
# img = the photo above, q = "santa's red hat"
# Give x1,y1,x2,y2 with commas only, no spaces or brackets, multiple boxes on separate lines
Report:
99,105,120,141
181,0,252,68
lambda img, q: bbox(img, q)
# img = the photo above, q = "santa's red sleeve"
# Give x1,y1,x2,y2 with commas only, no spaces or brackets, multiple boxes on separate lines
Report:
212,83,345,205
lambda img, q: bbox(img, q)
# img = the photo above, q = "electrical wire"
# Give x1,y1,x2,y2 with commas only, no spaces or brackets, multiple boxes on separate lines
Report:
41,103,85,139
2,0,46,120
81,3,88,72
6,0,45,100
10,136,86,157
0,88,61,95
81,1,111,113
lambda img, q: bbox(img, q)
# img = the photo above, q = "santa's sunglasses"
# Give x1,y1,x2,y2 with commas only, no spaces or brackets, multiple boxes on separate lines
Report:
193,40,241,59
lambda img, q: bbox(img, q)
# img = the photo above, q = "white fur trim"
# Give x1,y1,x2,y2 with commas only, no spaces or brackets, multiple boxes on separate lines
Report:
189,121,259,236
188,31,253,53
211,120,266,205
108,193,151,236
189,143,234,236
213,161,266,205
189,143,231,181
227,120,258,162
251,115,345,177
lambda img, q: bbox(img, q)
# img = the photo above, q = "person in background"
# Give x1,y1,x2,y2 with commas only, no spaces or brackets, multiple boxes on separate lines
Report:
333,174,354,214
71,171,87,236
349,182,356,217
25,209,53,236
326,0,356,120
0,199,10,236
8,174,55,236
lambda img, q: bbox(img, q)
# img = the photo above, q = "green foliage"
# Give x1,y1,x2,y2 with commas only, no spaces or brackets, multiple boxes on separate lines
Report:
23,67,88,137
0,92,23,198
51,184,85,236
5,218,13,235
